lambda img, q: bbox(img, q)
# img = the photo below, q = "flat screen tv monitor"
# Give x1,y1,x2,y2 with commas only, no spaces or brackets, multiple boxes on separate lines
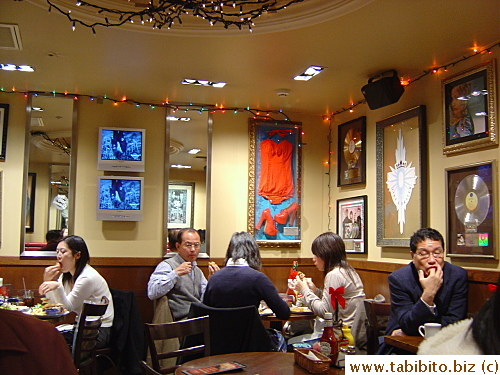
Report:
97,127,145,172
96,176,144,221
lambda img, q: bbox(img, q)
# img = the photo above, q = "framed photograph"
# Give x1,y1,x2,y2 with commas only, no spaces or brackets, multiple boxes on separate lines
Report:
376,105,427,247
26,173,36,233
443,59,497,155
248,118,302,248
446,160,496,258
336,195,367,254
337,116,366,186
167,182,194,229
0,103,9,161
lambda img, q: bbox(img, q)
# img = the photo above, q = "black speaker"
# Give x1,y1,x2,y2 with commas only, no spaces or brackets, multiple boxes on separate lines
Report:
361,70,404,110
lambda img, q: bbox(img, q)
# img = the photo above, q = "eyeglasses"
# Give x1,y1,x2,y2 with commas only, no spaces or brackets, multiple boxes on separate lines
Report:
183,242,201,249
415,250,444,259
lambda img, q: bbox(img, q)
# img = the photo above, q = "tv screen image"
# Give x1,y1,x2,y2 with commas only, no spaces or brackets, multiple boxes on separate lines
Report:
97,176,144,221
98,127,145,172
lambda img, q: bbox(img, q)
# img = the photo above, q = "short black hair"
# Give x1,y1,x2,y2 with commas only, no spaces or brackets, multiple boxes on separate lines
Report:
409,228,445,252
46,229,62,243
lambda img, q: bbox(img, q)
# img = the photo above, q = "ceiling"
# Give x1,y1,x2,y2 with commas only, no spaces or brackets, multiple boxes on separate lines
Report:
0,1,499,117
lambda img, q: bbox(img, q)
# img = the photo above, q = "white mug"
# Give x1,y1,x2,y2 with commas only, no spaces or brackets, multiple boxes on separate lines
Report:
418,322,442,338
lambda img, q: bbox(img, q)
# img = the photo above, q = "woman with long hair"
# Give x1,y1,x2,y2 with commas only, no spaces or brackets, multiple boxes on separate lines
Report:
39,235,114,348
203,231,290,320
290,232,365,343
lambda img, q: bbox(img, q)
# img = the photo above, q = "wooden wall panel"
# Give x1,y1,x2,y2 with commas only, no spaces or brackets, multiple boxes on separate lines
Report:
1,256,497,323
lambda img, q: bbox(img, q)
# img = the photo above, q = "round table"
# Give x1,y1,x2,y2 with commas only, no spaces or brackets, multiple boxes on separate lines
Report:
175,352,344,375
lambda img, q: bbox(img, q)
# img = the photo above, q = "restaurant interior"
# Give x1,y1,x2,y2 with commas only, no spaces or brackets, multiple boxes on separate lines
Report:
0,0,499,368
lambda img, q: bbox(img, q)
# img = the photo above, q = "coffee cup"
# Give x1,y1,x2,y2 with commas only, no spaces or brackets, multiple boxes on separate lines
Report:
418,322,442,338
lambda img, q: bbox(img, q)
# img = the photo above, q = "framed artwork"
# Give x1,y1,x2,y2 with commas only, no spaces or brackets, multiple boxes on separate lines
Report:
376,105,427,247
0,103,9,161
446,160,496,258
336,195,367,254
248,118,302,248
443,59,497,155
167,182,194,229
26,173,36,233
337,116,366,186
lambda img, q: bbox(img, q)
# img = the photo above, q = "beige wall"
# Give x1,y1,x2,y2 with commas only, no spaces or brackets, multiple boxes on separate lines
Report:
1,51,499,271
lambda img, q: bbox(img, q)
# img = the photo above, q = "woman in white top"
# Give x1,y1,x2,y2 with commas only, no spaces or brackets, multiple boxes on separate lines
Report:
290,232,365,343
39,235,114,348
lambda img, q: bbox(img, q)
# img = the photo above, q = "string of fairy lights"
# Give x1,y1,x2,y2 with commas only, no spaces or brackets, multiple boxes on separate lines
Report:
325,41,500,230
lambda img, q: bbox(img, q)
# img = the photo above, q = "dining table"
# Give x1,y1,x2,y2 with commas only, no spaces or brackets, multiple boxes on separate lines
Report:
174,352,345,375
383,335,424,354
261,312,316,332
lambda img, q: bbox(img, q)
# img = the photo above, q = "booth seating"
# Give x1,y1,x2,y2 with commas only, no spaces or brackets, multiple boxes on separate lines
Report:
24,242,47,251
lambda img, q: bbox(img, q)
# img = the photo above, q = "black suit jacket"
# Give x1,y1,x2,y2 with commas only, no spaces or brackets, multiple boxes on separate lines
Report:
379,261,468,354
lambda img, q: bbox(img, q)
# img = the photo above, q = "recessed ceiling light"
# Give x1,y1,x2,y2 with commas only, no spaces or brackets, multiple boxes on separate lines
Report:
171,164,192,169
294,65,325,81
181,78,226,88
0,63,35,72
167,116,191,121
31,107,44,111
188,148,201,154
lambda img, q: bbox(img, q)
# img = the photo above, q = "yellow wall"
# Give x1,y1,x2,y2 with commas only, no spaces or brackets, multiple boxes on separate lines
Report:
1,50,499,271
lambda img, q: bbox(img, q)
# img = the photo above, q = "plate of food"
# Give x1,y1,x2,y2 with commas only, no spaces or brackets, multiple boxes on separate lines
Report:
290,306,314,315
25,303,70,319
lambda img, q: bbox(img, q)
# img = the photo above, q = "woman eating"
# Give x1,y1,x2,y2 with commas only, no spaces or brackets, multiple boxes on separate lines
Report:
289,232,365,345
38,235,114,348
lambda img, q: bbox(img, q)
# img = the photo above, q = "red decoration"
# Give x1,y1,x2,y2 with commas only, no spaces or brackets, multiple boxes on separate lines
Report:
488,284,497,292
286,261,299,295
329,286,346,309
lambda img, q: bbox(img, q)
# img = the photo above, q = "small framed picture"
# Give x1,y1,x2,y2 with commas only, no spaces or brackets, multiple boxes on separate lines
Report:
337,116,366,186
0,103,9,161
443,59,497,155
336,195,367,254
446,160,496,258
167,182,194,229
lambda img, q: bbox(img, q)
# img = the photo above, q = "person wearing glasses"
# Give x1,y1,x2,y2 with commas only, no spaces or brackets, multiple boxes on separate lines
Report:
379,228,468,354
148,228,219,321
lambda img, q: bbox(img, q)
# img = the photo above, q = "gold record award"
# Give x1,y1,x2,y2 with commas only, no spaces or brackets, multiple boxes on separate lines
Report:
343,128,362,179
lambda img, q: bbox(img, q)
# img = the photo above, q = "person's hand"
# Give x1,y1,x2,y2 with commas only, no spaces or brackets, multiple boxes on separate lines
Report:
293,277,308,294
305,278,317,292
419,264,443,305
38,281,61,295
43,263,62,282
175,262,193,277
390,328,407,337
207,262,220,279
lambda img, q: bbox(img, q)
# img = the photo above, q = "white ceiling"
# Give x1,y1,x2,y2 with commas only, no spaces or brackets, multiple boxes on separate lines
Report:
0,0,499,117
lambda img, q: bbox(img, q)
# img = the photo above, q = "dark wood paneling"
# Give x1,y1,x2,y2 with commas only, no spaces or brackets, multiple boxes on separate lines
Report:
1,256,497,322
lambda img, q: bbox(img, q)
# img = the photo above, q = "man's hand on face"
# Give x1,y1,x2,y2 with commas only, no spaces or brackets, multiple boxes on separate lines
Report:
175,261,193,277
419,263,443,305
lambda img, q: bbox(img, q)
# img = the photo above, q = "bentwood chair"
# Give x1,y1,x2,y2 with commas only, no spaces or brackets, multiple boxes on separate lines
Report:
364,300,391,355
73,296,110,375
140,361,162,375
144,316,210,374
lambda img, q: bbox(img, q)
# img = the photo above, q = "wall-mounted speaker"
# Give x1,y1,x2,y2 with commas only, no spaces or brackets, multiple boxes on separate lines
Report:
361,70,404,110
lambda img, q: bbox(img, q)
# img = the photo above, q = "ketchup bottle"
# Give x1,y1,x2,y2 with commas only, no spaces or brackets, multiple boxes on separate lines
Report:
318,312,338,365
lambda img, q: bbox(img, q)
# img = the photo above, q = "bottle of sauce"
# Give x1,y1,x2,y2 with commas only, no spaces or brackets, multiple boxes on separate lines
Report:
318,312,338,365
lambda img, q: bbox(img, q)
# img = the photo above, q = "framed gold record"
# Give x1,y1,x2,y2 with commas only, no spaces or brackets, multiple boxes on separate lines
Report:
446,160,496,258
337,117,366,186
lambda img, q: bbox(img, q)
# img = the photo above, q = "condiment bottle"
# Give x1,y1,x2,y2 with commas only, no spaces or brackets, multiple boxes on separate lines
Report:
319,312,338,365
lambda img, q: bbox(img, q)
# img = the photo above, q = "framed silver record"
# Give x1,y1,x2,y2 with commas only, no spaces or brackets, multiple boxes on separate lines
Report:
337,116,366,186
446,160,497,258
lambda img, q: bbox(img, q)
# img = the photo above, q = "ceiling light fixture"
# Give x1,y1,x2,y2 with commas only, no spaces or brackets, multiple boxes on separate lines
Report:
171,164,192,169
188,148,201,154
167,116,191,122
1,63,35,72
45,0,304,33
294,66,325,81
182,79,226,88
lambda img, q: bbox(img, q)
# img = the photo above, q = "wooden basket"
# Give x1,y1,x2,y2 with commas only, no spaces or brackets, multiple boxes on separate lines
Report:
294,348,331,374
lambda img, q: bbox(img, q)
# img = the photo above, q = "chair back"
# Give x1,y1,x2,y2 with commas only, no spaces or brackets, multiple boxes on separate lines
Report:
141,360,162,375
145,315,210,374
364,300,391,355
73,296,110,373
188,302,272,356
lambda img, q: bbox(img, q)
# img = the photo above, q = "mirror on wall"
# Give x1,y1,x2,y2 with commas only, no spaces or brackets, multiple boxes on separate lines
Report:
165,109,210,256
22,95,74,255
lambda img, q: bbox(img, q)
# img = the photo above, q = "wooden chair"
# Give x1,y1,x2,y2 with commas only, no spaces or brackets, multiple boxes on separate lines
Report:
364,300,391,355
141,361,162,375
73,296,110,375
144,316,210,374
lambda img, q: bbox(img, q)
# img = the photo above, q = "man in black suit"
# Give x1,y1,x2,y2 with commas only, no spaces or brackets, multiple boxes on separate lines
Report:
379,228,468,354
